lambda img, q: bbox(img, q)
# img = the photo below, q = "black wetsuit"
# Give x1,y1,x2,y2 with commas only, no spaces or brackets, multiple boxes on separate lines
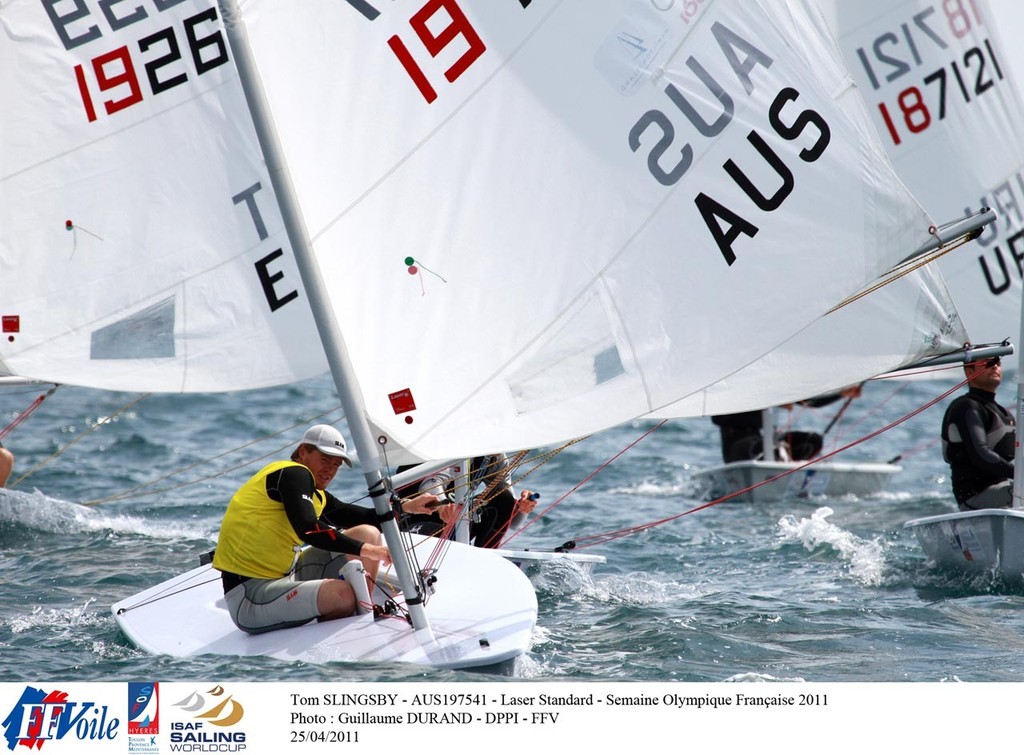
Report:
711,392,844,464
396,457,521,548
941,387,1014,507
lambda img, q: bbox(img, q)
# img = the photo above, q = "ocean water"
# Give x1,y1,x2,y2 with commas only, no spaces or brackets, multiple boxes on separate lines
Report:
2,371,1023,686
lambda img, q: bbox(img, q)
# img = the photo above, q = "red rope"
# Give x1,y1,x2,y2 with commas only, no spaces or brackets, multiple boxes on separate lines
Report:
498,420,669,548
555,378,970,551
0,386,56,443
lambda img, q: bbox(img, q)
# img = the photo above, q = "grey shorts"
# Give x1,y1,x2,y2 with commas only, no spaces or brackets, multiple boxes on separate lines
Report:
224,548,351,634
963,479,1013,510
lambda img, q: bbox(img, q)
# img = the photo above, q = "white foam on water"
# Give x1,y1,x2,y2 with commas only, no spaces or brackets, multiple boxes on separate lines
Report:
776,506,886,586
0,488,216,542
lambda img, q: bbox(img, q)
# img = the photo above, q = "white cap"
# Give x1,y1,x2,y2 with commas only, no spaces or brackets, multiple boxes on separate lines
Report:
300,424,353,467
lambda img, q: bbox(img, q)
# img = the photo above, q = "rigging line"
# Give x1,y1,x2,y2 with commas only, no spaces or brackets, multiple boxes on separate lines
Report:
477,448,569,549
83,440,294,506
820,390,859,439
499,420,669,549
570,378,971,549
887,436,941,464
11,391,148,489
113,572,223,614
80,405,344,506
825,234,971,315
0,384,58,443
866,362,966,460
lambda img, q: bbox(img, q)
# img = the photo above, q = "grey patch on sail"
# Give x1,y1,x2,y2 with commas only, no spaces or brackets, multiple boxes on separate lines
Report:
91,298,176,359
507,293,626,413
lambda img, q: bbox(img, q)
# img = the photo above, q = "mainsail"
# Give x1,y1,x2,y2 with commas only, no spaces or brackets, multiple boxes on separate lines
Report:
817,0,1024,371
1,0,959,460
0,1,327,391
235,0,948,460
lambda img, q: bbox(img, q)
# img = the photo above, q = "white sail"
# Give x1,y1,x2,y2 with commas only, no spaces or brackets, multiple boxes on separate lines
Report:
235,0,942,460
817,0,1024,371
651,260,970,418
2,0,966,459
0,1,327,391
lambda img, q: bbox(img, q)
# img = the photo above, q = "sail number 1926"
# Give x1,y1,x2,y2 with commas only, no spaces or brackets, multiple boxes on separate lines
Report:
40,2,230,124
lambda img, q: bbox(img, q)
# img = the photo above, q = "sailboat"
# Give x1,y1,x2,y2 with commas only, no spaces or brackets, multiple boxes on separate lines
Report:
683,0,1024,503
0,0,996,667
675,245,1007,503
818,0,1024,374
801,0,1024,574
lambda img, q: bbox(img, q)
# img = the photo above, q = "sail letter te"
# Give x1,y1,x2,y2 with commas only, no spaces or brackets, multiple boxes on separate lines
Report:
254,249,299,312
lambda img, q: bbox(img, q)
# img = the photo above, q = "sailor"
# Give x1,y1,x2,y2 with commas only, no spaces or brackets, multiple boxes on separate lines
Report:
941,357,1015,510
711,385,862,464
212,424,442,634
0,441,12,488
397,453,539,548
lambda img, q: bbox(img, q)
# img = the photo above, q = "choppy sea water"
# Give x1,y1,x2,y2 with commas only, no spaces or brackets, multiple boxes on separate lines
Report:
2,372,1023,686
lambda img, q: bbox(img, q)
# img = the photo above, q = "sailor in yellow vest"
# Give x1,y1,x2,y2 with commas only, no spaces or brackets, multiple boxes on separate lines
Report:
212,424,444,634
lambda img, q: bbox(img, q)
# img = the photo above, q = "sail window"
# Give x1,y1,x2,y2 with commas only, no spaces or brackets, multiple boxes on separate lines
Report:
507,293,627,413
91,298,176,360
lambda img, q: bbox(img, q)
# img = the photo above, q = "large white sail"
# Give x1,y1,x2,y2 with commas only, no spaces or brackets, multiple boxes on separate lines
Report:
0,1,327,391
651,260,970,418
3,0,953,460
238,0,941,459
817,0,1024,370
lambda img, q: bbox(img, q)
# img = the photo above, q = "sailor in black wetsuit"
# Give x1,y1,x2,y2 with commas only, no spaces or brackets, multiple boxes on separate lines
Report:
711,385,862,464
396,454,538,548
941,357,1015,510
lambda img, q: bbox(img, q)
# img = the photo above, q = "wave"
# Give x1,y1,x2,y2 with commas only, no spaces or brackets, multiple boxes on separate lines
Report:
0,488,216,542
776,506,887,586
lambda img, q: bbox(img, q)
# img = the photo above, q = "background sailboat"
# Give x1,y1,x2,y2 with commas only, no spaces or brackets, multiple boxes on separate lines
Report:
803,0,1024,573
683,0,1024,502
817,0,1024,373
0,0,994,665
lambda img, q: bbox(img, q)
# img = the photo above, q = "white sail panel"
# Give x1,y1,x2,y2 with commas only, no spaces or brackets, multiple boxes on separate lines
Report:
242,0,937,459
818,0,1024,369
653,262,969,417
0,1,326,391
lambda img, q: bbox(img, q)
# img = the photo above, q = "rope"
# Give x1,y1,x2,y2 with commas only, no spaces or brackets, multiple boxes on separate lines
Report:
10,391,147,489
563,379,970,551
825,233,974,315
79,405,344,506
0,384,58,444
498,420,669,549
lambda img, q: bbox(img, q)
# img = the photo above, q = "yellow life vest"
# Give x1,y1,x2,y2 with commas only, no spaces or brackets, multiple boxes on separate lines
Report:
212,460,325,579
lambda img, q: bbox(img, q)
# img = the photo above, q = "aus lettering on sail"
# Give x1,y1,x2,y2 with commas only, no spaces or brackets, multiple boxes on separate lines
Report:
625,18,830,267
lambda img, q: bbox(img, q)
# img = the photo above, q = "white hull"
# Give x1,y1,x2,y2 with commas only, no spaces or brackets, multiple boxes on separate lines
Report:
495,548,605,572
112,539,536,671
691,460,902,503
905,509,1024,577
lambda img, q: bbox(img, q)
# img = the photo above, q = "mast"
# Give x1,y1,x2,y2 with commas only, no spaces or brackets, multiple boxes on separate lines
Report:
216,1,431,631
761,408,776,462
1016,304,1024,510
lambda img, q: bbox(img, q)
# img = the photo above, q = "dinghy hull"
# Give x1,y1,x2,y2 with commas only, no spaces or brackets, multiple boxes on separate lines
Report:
112,539,537,671
905,509,1024,577
692,460,901,503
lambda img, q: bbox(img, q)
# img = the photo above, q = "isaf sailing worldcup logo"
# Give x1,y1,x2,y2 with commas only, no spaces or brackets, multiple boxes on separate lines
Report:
170,686,246,752
1,687,119,750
